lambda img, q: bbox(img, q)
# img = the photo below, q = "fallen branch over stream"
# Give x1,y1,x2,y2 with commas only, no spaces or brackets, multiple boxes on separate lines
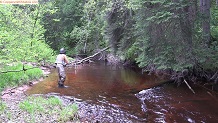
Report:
72,46,110,65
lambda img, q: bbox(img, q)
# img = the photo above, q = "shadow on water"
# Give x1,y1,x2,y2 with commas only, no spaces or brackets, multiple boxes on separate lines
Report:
26,62,218,122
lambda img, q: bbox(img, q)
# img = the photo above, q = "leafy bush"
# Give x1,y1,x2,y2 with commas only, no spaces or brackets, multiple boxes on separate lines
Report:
0,4,55,65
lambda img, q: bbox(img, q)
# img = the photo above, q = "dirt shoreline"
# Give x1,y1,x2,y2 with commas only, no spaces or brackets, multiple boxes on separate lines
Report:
0,66,93,122
0,66,68,122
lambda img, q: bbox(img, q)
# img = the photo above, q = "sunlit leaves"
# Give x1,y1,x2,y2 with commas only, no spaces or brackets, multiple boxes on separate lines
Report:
0,4,54,65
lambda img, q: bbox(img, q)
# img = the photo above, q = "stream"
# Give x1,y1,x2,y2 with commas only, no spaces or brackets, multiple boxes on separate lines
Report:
26,62,218,123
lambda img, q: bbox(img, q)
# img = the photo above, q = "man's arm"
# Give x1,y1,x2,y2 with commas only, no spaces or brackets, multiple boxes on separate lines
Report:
64,55,69,64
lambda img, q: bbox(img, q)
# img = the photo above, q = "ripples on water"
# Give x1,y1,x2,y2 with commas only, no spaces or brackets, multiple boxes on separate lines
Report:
135,85,218,123
27,63,218,123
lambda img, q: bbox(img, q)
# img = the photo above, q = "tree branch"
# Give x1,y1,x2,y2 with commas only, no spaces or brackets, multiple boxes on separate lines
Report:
184,79,195,94
0,66,39,74
73,46,110,64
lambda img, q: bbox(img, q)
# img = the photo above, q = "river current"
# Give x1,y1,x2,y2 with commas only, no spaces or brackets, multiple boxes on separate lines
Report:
26,62,218,123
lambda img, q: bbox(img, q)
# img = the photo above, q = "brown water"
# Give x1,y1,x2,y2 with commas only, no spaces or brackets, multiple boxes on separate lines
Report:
26,62,218,123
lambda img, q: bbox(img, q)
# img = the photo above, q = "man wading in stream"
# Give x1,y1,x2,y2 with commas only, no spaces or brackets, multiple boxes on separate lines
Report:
55,48,69,87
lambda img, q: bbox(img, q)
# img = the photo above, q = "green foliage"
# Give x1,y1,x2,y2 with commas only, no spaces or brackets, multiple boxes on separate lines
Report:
0,63,43,91
1,0,213,75
19,99,43,114
67,0,108,55
43,0,111,55
19,96,62,114
19,96,78,122
0,101,7,112
41,0,218,73
128,0,196,71
0,100,11,120
0,4,54,91
43,0,85,51
59,103,78,122
46,96,63,106
0,4,55,65
211,3,218,40
193,43,218,70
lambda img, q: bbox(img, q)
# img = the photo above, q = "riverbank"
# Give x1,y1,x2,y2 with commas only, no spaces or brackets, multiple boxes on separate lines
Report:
0,66,79,122
21,62,218,122
1,62,218,122
1,66,51,99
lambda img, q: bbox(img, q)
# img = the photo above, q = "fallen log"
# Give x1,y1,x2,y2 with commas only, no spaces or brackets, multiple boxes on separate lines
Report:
0,64,39,74
72,46,110,65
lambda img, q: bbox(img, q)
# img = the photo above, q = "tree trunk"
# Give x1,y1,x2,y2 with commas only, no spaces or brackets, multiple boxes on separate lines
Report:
200,0,211,47
180,2,195,51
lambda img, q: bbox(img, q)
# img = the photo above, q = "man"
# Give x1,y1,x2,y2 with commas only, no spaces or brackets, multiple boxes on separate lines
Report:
55,48,69,87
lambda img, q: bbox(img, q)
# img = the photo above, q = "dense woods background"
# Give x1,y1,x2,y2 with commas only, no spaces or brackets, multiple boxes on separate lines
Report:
1,0,218,87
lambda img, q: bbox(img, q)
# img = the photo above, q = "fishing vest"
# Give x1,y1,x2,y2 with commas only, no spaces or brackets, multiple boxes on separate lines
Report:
55,54,66,64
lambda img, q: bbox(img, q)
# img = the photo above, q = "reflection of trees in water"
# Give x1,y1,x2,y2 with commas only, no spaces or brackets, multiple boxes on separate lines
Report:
121,69,139,86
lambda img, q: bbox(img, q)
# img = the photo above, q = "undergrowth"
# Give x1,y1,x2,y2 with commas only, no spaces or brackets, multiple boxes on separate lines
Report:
19,96,78,122
0,63,43,91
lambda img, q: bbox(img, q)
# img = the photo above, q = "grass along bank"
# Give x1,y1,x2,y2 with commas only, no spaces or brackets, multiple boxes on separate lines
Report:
0,63,43,92
0,95,79,122
0,63,79,122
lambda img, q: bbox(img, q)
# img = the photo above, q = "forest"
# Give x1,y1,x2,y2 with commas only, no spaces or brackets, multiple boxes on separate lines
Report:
1,0,218,89
1,0,218,122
